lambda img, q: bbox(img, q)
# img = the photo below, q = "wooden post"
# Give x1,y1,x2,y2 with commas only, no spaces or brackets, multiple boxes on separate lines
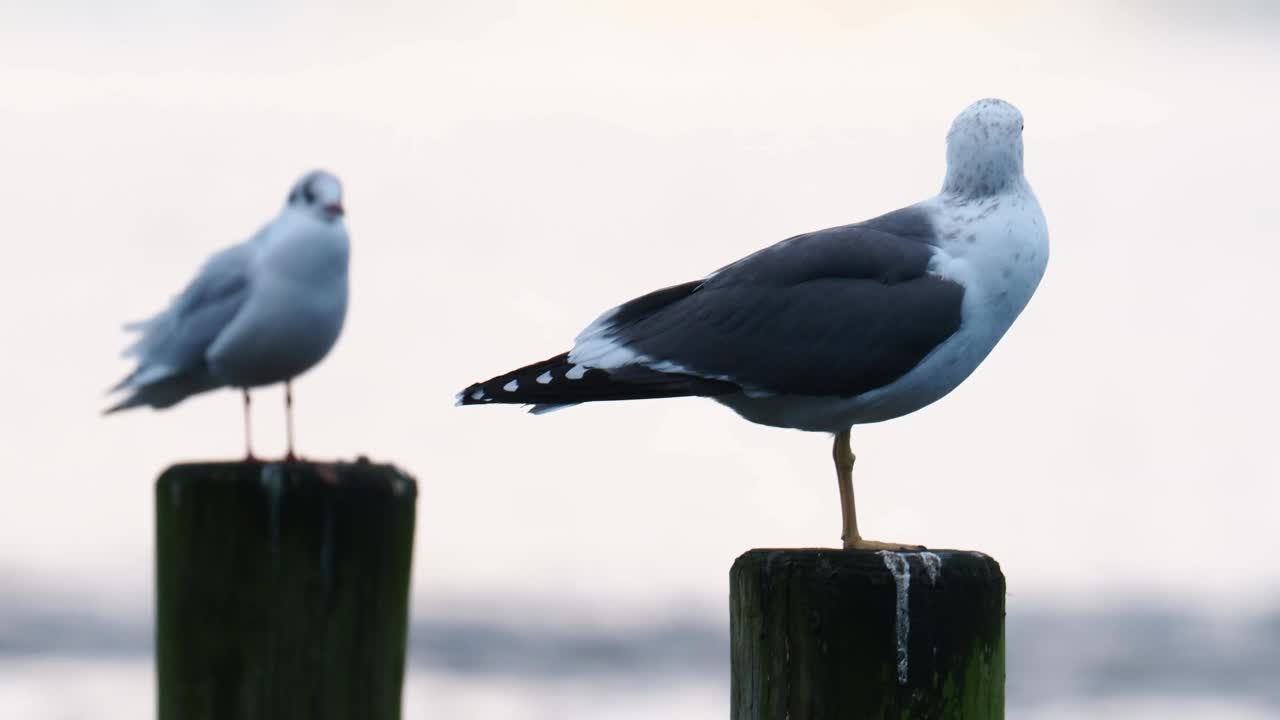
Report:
731,549,1005,719
156,459,417,720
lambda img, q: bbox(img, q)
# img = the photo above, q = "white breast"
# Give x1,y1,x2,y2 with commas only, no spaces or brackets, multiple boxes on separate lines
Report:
206,211,350,387
931,186,1049,341
848,185,1048,423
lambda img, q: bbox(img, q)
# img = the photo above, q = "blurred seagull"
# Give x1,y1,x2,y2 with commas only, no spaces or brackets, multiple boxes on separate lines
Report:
458,99,1048,550
106,171,350,460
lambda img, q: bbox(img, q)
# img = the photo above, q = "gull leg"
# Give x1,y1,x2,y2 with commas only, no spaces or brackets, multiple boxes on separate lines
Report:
833,429,924,551
834,429,857,547
242,390,256,461
284,380,297,462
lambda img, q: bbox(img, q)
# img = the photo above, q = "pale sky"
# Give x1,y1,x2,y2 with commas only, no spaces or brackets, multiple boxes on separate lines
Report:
1,1,1278,617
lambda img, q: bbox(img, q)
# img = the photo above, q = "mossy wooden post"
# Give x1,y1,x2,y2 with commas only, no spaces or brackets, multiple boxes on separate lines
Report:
156,460,417,720
731,549,1005,719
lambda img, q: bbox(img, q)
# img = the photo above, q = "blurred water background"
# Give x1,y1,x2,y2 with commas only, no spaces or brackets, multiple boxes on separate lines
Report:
2,586,1279,718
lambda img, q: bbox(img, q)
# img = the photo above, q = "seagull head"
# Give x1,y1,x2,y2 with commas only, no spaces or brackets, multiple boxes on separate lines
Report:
942,98,1025,199
286,170,345,222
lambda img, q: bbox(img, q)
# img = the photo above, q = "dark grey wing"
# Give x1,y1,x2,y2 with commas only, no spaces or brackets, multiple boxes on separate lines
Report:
585,207,963,397
107,242,254,410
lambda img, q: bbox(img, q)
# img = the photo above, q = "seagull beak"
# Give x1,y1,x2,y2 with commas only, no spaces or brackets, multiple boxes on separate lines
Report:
324,202,345,218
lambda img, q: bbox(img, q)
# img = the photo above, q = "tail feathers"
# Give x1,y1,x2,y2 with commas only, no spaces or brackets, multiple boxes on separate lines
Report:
456,352,739,410
109,363,177,394
528,402,577,415
103,368,222,414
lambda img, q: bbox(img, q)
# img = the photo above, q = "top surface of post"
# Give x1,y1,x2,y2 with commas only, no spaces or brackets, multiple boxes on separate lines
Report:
733,547,1002,579
158,457,417,495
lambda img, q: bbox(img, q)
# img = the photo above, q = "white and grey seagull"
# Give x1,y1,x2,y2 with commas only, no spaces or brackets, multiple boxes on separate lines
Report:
458,98,1049,549
106,170,350,460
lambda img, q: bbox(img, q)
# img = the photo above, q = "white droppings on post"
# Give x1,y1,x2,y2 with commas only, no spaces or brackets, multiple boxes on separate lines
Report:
259,464,285,559
880,551,911,685
921,552,942,584
920,553,943,662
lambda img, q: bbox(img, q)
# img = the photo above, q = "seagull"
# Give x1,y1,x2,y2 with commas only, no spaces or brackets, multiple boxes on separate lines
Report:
457,98,1048,550
106,170,350,461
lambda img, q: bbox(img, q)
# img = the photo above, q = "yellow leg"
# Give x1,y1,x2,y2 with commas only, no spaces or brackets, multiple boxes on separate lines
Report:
834,429,857,546
833,430,924,551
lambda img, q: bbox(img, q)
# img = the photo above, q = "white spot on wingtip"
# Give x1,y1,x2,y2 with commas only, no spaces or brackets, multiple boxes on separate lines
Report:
503,379,519,392
535,371,553,385
470,389,486,400
880,551,911,685
565,365,587,380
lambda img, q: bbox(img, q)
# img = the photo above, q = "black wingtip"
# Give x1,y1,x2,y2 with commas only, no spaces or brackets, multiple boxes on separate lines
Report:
455,383,497,407
458,351,740,410
456,352,569,408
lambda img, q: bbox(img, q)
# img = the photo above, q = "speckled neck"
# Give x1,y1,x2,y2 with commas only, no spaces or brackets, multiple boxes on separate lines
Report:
942,144,1024,199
